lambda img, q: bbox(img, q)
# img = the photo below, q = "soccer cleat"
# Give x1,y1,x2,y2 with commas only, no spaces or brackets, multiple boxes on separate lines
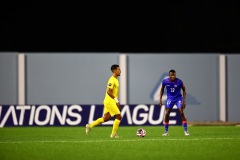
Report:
110,134,120,138
162,131,169,136
184,131,190,136
85,124,91,135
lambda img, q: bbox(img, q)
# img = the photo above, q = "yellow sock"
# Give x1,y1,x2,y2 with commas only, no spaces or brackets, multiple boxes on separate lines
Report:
111,119,121,136
90,117,104,128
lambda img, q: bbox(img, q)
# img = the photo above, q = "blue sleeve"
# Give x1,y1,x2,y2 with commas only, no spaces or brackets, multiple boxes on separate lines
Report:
162,80,166,88
180,79,184,88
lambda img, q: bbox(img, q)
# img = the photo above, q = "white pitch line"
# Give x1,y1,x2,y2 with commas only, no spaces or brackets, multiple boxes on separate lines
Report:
0,137,238,144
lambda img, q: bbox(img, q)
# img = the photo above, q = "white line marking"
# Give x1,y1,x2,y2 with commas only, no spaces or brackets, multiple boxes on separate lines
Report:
0,137,238,144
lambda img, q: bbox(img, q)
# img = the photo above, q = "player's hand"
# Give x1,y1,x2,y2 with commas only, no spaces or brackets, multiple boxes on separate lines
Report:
182,101,186,109
159,99,163,107
116,102,121,110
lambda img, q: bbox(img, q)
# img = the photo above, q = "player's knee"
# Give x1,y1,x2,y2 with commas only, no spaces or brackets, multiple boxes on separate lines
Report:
103,117,110,122
179,111,185,117
165,110,171,116
103,115,111,122
115,114,122,120
165,113,170,118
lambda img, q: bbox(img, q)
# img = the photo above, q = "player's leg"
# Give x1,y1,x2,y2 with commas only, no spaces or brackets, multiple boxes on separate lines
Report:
85,105,111,135
162,108,172,136
110,114,122,138
178,108,190,136
106,102,121,138
90,112,111,127
176,98,190,136
162,99,174,136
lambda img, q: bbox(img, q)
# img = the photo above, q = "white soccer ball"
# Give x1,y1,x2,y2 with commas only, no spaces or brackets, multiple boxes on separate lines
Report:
136,128,146,137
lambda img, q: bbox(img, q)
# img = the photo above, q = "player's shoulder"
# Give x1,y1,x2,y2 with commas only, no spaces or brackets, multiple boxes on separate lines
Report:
107,76,113,83
109,76,115,80
108,76,118,82
176,78,184,83
162,77,169,83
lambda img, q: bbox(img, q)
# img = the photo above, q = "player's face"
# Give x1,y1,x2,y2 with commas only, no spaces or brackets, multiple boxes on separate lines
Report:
115,67,121,76
169,72,176,81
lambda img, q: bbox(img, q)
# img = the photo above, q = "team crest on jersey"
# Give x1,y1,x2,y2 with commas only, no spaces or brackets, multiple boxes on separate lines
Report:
174,84,177,87
108,83,112,86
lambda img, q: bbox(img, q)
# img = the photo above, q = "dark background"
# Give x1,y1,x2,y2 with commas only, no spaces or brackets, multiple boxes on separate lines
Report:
1,1,240,53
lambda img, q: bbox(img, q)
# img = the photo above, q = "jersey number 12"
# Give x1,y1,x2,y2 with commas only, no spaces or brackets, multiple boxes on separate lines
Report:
170,88,175,92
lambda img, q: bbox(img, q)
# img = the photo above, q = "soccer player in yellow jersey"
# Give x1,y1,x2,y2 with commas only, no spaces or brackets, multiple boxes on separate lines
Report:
86,64,122,138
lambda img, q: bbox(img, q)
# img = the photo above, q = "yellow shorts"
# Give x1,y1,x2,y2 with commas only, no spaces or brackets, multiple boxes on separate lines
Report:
103,101,120,116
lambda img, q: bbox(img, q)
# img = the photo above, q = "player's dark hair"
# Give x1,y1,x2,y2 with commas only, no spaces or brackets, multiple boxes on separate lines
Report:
169,69,176,74
111,64,119,72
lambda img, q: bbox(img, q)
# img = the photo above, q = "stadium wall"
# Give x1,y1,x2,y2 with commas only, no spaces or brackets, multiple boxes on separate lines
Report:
227,55,240,122
0,52,239,123
0,53,18,104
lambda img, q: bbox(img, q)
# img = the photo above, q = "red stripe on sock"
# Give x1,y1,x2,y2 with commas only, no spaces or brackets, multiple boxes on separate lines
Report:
182,121,187,124
164,122,169,124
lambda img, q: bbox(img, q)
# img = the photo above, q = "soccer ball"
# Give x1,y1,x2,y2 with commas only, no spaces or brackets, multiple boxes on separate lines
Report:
136,128,146,137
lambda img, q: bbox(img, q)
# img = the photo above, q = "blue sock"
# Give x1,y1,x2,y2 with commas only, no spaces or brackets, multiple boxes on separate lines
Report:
164,122,169,132
182,121,188,131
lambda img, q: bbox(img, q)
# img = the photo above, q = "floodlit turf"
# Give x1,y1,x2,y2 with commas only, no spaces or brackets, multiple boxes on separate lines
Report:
0,126,240,160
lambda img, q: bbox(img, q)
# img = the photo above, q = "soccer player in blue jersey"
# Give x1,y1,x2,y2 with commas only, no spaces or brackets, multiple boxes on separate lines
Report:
159,69,190,136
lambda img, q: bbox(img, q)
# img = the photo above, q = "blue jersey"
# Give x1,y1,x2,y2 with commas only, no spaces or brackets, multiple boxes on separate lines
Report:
162,78,184,100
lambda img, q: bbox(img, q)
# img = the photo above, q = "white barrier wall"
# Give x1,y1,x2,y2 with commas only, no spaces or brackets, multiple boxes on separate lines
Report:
0,53,18,104
227,55,240,122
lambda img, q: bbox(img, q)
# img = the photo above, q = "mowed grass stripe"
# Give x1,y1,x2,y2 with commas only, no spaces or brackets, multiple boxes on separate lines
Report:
0,137,238,144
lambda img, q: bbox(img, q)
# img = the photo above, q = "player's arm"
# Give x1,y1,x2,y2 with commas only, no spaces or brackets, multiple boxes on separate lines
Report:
182,85,187,108
106,88,115,99
106,88,121,108
159,86,165,106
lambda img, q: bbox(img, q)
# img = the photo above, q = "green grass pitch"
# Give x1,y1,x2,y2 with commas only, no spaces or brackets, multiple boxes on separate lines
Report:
0,126,240,160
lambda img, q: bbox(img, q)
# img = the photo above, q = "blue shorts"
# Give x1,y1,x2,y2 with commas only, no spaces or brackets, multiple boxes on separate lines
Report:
165,97,183,109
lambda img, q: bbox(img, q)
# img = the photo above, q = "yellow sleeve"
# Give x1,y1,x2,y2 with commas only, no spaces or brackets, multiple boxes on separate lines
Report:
107,78,114,89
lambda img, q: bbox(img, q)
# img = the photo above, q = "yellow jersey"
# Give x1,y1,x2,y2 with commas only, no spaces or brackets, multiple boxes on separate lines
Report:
103,76,119,103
